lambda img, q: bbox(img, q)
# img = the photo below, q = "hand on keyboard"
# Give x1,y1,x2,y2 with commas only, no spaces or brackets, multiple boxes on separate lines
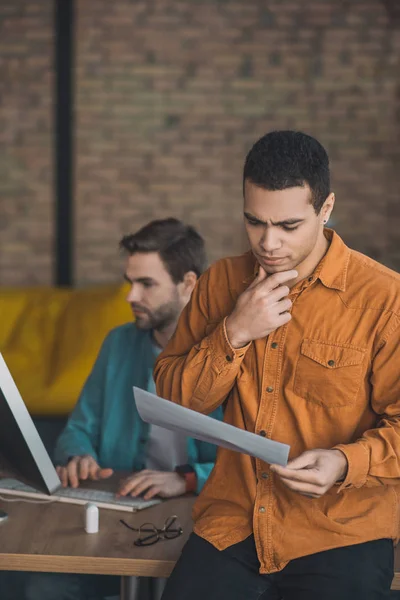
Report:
56,455,113,488
117,470,186,500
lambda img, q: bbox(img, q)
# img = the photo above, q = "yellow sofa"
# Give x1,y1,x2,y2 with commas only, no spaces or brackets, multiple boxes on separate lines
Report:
0,283,132,416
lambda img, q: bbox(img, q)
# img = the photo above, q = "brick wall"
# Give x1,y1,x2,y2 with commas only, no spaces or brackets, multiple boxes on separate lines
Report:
1,1,399,286
0,1,53,285
75,0,400,284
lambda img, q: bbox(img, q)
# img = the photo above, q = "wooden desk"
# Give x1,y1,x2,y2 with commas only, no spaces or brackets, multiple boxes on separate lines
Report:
1,492,400,594
0,493,195,599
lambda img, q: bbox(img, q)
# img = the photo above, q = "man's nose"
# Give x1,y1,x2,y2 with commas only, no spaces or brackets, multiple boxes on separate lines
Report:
259,228,282,253
126,283,141,304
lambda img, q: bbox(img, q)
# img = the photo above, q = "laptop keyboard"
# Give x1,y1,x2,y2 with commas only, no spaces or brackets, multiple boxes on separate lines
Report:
0,478,161,512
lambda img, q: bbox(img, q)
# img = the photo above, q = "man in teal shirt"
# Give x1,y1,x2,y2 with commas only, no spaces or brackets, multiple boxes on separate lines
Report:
21,218,222,600
54,314,217,497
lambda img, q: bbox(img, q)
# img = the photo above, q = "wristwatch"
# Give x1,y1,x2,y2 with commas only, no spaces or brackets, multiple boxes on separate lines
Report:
174,464,197,493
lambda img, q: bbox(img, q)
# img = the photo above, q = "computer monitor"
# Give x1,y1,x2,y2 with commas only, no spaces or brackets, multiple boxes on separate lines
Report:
0,353,61,494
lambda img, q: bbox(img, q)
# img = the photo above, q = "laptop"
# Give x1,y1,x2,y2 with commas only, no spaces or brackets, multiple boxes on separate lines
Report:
0,353,160,512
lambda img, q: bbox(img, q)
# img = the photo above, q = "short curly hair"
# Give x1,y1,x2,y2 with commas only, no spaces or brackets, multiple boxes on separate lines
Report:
243,130,330,213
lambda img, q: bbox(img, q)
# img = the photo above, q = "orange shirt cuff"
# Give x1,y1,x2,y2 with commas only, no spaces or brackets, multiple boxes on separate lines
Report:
333,442,370,492
207,318,251,372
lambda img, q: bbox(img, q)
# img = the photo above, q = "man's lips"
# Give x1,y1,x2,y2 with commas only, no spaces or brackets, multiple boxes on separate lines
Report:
259,256,287,263
131,306,148,316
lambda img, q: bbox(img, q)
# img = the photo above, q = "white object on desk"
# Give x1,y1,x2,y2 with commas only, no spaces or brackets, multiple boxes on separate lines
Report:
0,509,8,522
85,503,99,533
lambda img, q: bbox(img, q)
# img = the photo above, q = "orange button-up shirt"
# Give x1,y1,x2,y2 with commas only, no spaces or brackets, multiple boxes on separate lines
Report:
154,230,400,574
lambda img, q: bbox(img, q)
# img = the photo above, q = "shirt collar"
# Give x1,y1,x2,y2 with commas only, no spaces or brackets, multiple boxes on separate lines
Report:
317,228,350,292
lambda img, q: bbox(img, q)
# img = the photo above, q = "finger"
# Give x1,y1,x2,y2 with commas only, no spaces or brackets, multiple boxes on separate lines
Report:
129,478,157,498
120,473,140,486
271,453,316,475
117,470,159,496
272,466,321,486
276,298,292,314
285,451,319,471
116,481,133,497
144,486,161,500
88,459,102,480
261,270,298,291
118,474,147,497
278,477,323,497
275,311,292,326
98,468,113,479
68,460,80,488
79,457,91,480
56,466,68,488
267,285,291,303
247,265,268,289
117,482,135,497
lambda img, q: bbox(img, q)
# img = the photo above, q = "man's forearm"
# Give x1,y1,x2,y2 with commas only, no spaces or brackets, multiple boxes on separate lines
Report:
155,319,250,413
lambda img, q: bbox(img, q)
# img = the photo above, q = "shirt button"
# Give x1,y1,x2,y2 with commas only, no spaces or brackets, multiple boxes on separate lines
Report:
266,386,274,393
226,355,233,362
271,342,278,349
261,472,269,479
259,430,267,437
328,360,335,367
259,506,266,513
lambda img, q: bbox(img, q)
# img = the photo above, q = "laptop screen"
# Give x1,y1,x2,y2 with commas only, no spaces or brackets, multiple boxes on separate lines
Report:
0,353,61,494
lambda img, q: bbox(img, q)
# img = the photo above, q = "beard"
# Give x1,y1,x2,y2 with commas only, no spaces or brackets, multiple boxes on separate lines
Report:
132,297,181,333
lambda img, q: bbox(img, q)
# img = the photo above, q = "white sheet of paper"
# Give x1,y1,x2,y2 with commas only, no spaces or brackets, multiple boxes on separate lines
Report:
133,387,290,466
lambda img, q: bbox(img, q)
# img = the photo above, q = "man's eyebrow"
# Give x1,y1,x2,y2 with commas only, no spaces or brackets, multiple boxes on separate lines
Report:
244,212,266,224
136,277,156,284
124,274,156,285
244,212,305,226
272,218,304,226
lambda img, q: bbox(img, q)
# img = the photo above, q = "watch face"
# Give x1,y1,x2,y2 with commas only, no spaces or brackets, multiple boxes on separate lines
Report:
176,465,195,475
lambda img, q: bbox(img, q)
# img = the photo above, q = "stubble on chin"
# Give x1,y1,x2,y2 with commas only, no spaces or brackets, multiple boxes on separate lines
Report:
135,316,152,330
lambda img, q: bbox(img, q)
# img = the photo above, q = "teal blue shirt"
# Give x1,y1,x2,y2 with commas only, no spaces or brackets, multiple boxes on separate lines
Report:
54,323,222,493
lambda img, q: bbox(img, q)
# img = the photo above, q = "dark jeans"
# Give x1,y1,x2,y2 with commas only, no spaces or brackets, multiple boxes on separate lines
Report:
161,533,394,600
0,572,120,600
0,571,164,600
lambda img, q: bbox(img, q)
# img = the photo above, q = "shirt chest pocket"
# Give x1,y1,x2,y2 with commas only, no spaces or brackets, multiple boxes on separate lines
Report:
293,340,366,407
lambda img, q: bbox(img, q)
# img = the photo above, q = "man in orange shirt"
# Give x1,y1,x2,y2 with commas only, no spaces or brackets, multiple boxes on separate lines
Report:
154,131,400,599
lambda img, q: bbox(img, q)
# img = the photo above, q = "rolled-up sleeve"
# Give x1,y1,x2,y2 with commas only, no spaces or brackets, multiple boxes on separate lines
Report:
335,313,400,490
154,268,250,414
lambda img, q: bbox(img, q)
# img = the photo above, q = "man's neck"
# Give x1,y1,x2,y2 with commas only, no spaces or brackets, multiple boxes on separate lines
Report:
152,321,178,350
292,232,330,287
